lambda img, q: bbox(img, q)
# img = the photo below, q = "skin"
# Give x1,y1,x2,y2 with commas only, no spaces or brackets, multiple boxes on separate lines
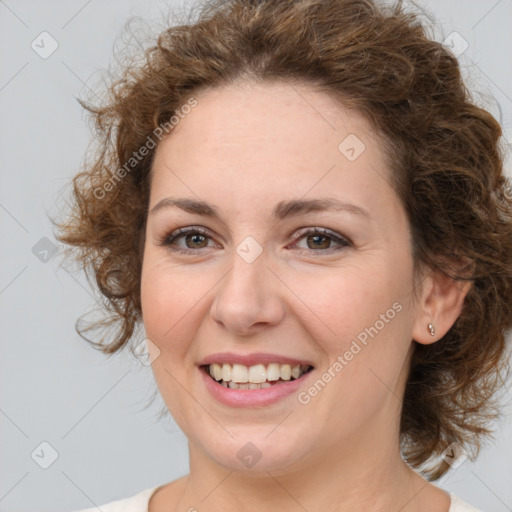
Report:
140,80,470,512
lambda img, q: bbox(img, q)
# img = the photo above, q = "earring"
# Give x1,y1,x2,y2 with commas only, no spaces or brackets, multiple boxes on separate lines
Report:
428,322,436,336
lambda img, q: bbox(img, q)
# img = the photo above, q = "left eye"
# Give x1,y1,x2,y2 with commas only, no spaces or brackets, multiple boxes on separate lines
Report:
290,228,352,253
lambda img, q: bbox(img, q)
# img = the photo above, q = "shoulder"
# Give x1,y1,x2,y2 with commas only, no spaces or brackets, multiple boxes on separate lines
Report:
449,493,483,512
71,485,162,512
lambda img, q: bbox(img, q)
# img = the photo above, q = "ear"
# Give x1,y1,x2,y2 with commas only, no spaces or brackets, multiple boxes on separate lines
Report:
412,269,473,345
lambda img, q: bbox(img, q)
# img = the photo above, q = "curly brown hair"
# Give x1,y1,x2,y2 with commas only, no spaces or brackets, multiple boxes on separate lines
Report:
53,0,512,480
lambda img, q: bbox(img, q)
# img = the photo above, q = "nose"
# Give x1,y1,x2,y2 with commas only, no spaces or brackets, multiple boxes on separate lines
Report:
209,249,285,336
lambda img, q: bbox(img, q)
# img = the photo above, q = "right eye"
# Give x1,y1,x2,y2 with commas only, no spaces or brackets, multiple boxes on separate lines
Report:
156,226,219,255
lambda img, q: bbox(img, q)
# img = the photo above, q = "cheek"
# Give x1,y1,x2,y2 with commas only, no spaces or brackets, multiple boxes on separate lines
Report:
140,257,208,355
140,257,210,427
286,260,407,345
292,260,413,396
297,293,412,444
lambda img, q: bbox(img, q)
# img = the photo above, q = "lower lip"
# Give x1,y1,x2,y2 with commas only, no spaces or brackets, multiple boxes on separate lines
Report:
199,367,314,407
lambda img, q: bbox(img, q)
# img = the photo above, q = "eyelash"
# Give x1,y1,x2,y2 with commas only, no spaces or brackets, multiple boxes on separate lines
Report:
156,226,352,256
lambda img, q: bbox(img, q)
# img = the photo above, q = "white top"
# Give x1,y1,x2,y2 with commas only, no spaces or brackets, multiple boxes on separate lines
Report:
72,485,483,512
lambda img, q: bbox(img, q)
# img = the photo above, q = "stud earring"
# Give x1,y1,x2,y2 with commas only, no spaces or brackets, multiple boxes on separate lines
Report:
428,322,435,336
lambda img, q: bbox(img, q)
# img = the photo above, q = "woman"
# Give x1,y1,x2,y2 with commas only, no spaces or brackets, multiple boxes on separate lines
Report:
56,0,512,510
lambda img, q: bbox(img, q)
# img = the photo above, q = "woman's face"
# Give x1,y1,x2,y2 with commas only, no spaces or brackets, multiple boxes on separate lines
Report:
141,80,423,473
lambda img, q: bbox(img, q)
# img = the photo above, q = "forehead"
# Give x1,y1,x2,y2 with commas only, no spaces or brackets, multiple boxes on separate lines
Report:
149,80,397,220
160,79,377,156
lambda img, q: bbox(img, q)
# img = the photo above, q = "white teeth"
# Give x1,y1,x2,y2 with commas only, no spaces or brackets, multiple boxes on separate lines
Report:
266,363,281,381
248,364,267,383
224,380,274,390
206,362,311,386
221,364,231,382
231,364,249,383
210,363,222,381
280,364,292,380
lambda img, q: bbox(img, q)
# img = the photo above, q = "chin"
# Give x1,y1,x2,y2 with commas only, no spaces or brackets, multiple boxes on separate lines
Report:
193,427,315,474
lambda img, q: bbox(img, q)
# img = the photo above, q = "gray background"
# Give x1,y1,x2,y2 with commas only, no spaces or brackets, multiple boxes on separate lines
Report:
1,1,511,511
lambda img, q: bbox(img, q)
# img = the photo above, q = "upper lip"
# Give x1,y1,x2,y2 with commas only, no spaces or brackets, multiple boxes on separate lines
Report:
198,352,314,367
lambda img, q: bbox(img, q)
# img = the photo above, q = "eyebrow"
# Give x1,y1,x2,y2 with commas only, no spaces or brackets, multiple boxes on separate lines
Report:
148,197,371,221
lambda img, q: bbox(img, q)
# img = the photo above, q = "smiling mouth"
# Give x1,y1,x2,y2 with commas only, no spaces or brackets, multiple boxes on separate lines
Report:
201,363,314,389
